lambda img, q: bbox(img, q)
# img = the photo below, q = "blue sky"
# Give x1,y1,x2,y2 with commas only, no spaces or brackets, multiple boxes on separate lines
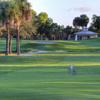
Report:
28,0,100,27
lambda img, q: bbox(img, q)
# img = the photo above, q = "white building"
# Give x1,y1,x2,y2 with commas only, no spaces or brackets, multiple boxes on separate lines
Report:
74,28,99,41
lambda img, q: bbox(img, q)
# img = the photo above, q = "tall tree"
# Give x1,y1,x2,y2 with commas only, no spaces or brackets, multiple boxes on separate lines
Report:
36,12,48,40
0,0,15,55
60,25,65,40
51,23,58,40
19,21,37,39
57,25,62,40
9,28,16,53
64,26,73,40
89,14,100,34
14,0,32,55
80,14,89,28
73,17,81,29
73,14,89,30
43,18,53,39
37,12,48,25
0,0,32,55
91,14,100,30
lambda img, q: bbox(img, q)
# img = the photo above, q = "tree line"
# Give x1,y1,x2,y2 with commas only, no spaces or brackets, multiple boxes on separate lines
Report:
0,0,34,55
0,0,100,56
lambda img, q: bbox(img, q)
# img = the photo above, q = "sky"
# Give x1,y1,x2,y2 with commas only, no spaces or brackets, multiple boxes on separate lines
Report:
28,0,100,27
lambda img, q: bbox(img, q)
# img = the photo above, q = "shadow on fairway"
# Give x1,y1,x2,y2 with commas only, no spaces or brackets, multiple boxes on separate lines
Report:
0,92,65,100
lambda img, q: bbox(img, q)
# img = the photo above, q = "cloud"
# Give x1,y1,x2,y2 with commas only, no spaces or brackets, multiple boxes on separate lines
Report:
74,7,92,12
67,8,73,11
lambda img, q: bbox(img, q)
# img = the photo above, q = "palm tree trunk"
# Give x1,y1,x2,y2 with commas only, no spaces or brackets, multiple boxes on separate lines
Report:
16,26,20,55
79,27,81,31
54,35,55,40
9,36,12,54
59,35,60,40
52,33,53,40
82,26,84,30
75,25,77,29
41,34,43,40
16,37,17,52
67,33,69,40
6,28,9,56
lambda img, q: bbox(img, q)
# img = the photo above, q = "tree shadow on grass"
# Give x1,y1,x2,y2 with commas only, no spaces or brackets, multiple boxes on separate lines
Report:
0,92,65,100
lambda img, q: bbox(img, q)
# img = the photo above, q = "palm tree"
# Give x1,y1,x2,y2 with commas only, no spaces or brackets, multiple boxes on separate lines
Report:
0,0,32,55
80,14,89,28
0,0,15,55
73,17,81,29
15,0,32,55
7,0,32,55
73,15,89,30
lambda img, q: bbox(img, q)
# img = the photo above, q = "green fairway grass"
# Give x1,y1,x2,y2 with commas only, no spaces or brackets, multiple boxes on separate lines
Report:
1,38,100,54
0,54,100,100
0,38,100,100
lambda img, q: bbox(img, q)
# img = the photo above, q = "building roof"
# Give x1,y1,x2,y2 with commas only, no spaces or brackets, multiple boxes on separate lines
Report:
74,28,99,35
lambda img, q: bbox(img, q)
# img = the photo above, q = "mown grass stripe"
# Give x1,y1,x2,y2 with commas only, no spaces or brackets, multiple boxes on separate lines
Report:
43,82,100,84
